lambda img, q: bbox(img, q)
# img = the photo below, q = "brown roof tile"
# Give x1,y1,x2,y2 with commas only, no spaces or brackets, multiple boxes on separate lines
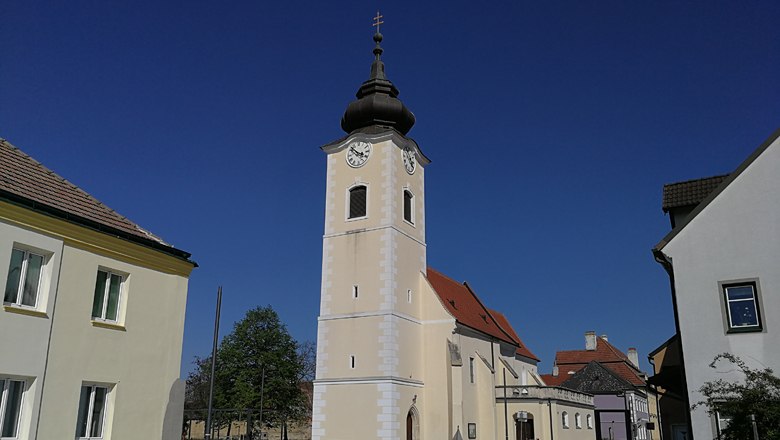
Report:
489,309,540,361
662,174,729,212
0,138,180,252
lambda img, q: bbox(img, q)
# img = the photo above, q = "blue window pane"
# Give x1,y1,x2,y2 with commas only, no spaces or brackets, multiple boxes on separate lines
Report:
726,286,754,300
728,300,759,327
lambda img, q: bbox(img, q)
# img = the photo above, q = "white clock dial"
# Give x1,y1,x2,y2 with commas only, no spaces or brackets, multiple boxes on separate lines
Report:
346,141,372,168
402,146,416,174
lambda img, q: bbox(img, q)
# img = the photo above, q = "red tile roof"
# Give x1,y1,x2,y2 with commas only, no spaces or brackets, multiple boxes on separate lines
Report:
426,268,539,361
0,138,189,258
552,337,646,387
540,373,568,387
489,309,540,361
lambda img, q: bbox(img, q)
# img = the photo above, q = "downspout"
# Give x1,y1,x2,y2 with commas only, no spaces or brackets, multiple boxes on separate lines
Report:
33,242,65,440
548,398,555,440
503,368,509,440
652,249,694,439
648,356,663,440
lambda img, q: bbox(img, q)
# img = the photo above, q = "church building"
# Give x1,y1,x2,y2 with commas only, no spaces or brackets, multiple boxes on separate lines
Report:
312,27,595,440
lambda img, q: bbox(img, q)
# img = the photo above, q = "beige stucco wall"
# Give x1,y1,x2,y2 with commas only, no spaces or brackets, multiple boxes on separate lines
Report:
0,201,192,440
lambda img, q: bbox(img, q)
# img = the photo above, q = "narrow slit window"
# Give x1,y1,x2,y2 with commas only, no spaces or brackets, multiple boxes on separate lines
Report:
350,355,356,369
349,186,367,219
353,285,359,299
469,357,475,383
403,190,414,224
407,289,412,303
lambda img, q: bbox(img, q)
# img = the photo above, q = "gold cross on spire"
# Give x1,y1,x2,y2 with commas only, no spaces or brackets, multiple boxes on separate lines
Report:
372,11,384,32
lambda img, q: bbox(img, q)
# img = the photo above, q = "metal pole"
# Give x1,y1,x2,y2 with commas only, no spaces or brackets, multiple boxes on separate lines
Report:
751,414,759,440
258,367,265,438
205,286,223,440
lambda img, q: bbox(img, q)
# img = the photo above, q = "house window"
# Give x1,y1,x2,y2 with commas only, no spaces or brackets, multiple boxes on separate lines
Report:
403,190,414,224
348,185,367,219
92,270,123,322
76,385,108,439
469,357,475,384
723,282,762,332
562,412,569,429
4,248,44,308
715,409,732,438
575,413,582,429
586,414,593,429
0,378,25,438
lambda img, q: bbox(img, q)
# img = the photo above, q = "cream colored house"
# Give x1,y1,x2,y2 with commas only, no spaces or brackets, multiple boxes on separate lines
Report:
312,32,594,440
0,138,195,439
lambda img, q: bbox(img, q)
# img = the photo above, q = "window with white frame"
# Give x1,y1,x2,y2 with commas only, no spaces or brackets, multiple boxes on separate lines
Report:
0,378,25,438
562,412,569,429
4,248,45,308
722,282,762,332
91,270,123,322
715,409,732,438
586,414,593,429
575,413,582,429
348,185,367,219
403,189,414,224
76,385,108,439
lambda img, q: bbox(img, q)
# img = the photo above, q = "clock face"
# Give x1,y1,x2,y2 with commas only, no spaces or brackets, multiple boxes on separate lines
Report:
402,146,417,174
346,141,372,168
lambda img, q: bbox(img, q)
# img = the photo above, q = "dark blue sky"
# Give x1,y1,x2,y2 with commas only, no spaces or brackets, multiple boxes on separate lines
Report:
2,1,779,374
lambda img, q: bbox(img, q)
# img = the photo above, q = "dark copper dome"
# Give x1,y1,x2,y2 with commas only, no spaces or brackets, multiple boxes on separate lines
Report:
341,32,416,135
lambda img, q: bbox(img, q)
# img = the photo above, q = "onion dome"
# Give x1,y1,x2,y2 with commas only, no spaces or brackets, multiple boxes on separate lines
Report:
341,31,416,135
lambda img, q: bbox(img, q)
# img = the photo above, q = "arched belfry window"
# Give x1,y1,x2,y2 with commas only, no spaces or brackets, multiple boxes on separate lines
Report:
403,189,414,224
349,185,367,219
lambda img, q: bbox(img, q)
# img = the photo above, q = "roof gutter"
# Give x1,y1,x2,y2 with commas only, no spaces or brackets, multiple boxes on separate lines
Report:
0,190,196,266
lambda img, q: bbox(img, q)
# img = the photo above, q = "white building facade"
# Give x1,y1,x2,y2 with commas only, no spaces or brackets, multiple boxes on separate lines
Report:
654,128,780,439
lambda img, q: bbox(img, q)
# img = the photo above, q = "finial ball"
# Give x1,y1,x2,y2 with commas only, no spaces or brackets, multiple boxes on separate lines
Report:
373,32,383,43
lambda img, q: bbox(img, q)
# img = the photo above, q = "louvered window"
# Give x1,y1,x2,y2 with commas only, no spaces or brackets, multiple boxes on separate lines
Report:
349,186,367,219
403,190,413,224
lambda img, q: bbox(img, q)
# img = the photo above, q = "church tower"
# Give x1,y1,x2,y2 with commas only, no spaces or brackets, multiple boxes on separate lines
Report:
312,24,430,440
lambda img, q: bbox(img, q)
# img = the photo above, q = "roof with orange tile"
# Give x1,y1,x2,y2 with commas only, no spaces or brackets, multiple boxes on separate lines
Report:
426,268,539,361
552,337,646,387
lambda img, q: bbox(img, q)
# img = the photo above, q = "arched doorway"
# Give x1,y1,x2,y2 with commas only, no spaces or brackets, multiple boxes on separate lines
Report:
406,407,420,440
515,413,534,440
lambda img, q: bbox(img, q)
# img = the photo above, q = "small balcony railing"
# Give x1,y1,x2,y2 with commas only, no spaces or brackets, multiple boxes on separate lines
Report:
495,385,593,406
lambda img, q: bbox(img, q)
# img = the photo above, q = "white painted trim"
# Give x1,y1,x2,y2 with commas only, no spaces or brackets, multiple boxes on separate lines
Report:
324,224,426,247
318,310,455,326
314,377,424,387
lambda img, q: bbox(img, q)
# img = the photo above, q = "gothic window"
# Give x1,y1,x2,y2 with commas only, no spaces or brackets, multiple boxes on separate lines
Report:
403,189,414,224
562,412,569,429
349,185,367,219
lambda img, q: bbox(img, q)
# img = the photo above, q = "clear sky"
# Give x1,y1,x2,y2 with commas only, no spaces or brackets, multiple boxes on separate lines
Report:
2,1,779,375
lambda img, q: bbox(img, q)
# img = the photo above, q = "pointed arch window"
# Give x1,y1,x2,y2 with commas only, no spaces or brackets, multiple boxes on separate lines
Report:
349,185,367,219
403,189,414,224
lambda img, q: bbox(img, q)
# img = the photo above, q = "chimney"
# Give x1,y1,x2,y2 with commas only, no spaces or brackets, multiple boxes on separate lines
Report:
627,347,639,368
585,331,597,351
552,365,559,377
600,334,608,342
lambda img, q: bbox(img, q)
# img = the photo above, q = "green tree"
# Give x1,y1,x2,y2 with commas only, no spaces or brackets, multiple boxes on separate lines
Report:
185,306,309,427
693,353,780,440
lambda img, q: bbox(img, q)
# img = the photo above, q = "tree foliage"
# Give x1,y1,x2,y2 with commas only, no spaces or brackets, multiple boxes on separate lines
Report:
185,306,314,426
693,353,780,440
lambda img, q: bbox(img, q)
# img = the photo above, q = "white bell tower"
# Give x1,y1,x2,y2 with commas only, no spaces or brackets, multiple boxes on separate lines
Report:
311,25,431,440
